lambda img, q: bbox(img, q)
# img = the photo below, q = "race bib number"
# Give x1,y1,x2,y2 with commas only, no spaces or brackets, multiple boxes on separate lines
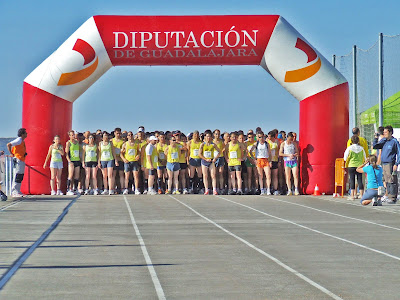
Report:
193,149,199,157
214,150,219,158
102,151,111,160
153,156,158,163
73,150,79,158
87,150,96,158
115,148,121,155
230,151,238,159
204,151,212,159
159,152,165,159
271,149,276,157
171,152,178,160
54,152,61,160
128,149,136,156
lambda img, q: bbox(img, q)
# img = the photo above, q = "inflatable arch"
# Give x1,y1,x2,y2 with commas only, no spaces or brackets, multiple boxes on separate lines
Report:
22,15,348,195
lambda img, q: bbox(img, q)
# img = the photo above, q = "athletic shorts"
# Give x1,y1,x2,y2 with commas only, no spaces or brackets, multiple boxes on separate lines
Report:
157,165,166,170
148,168,156,176
180,163,188,170
257,158,269,169
124,161,140,172
245,158,256,168
189,158,201,167
85,161,98,168
101,160,115,169
167,162,181,172
70,161,82,168
214,157,225,168
50,161,63,169
201,159,213,168
228,165,242,172
271,161,279,170
114,160,124,171
284,160,297,168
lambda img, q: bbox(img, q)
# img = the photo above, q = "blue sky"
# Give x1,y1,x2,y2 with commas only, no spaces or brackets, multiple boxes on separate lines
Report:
1,0,399,137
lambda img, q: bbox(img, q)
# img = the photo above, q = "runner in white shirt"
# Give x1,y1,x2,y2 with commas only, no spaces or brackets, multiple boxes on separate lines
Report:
249,131,272,195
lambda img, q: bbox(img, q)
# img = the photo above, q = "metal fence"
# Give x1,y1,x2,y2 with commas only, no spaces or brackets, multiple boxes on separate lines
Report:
0,155,15,196
333,33,400,150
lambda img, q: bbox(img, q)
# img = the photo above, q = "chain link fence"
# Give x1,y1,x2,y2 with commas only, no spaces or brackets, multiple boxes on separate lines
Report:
334,34,400,151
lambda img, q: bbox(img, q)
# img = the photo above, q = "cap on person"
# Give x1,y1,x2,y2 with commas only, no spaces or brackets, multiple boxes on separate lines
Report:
149,136,158,141
137,127,144,133
172,130,181,136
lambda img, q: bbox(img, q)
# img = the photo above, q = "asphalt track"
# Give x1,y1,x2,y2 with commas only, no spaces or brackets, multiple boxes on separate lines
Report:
1,194,400,299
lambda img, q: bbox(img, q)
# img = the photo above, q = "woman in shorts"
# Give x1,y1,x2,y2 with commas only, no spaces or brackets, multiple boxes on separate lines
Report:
164,137,181,194
82,134,99,195
65,130,82,195
43,135,64,195
213,129,226,194
249,132,272,195
279,132,299,195
98,131,119,195
199,130,221,195
187,130,203,194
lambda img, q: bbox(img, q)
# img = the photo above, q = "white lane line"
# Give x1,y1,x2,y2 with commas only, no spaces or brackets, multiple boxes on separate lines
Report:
0,196,35,212
123,196,166,300
216,196,400,262
169,195,343,300
314,196,400,215
260,195,400,232
0,200,23,211
0,196,79,290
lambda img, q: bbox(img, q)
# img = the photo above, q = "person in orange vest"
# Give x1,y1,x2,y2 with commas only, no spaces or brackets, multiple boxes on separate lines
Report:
7,128,28,197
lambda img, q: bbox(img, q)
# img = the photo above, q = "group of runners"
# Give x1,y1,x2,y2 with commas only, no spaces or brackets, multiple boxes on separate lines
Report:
42,127,300,196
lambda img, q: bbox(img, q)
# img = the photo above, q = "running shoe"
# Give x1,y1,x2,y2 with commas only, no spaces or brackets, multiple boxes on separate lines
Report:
294,190,300,196
377,198,383,206
273,191,280,196
78,189,84,194
109,190,115,195
204,189,209,195
236,190,243,195
381,195,389,202
260,189,265,195
386,199,397,204
101,189,109,195
143,189,148,195
11,192,25,198
51,190,56,196
66,190,75,196
57,190,64,195
165,190,171,194
84,189,90,195
175,190,181,195
93,189,99,195
135,190,141,195
228,189,235,195
213,190,219,195
183,188,189,194
372,197,377,206
266,189,271,196
123,189,129,195
158,189,163,195
287,191,293,196
148,190,157,195
255,188,261,195
347,196,355,201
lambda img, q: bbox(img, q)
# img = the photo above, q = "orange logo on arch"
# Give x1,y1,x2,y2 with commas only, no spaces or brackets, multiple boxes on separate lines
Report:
284,38,321,83
57,39,98,86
